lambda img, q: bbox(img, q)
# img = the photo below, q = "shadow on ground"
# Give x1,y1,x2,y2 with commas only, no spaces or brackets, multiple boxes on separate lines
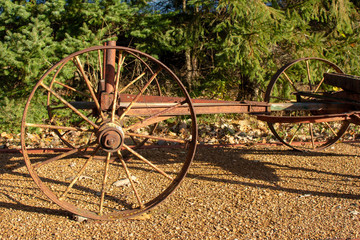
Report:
189,143,360,200
1,142,360,217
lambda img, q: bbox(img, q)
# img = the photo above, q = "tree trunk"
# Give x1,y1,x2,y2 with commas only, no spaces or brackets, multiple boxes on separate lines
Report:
185,48,192,91
236,74,259,101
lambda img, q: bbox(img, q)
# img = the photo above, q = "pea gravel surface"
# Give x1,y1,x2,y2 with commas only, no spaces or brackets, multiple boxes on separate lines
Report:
0,142,360,239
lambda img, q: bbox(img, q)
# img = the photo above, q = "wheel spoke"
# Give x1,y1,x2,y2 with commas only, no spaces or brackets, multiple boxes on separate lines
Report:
283,71,299,92
74,56,105,120
309,123,315,149
288,123,303,145
54,80,91,98
117,151,144,209
66,112,94,129
314,77,325,93
58,113,95,141
25,123,91,132
118,72,146,94
100,152,111,215
125,101,186,132
306,60,313,91
125,116,171,131
82,130,96,152
126,132,187,144
323,122,338,137
111,51,125,122
123,144,173,180
22,44,197,220
315,68,333,93
32,142,96,169
59,146,100,200
119,68,162,121
130,135,140,145
40,82,99,129
60,130,71,137
265,58,349,151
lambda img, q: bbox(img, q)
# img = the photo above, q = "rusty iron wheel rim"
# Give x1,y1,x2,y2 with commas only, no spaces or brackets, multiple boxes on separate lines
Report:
265,57,350,151
21,45,198,220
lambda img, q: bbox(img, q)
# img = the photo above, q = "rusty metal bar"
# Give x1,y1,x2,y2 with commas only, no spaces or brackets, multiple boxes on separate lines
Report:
112,51,125,122
269,102,347,111
31,143,96,169
295,91,360,106
100,152,111,215
105,41,116,93
124,102,268,116
126,132,187,144
25,123,90,132
117,151,144,209
118,69,161,121
68,98,350,116
54,80,91,98
59,146,100,201
40,82,99,129
256,112,357,124
124,101,185,131
123,144,174,181
119,93,234,104
74,56,105,120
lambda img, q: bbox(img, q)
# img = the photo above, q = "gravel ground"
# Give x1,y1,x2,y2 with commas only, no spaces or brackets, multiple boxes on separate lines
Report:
0,142,360,239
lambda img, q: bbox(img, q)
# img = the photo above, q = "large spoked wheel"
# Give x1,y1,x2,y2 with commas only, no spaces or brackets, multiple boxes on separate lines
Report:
21,45,198,220
265,57,350,151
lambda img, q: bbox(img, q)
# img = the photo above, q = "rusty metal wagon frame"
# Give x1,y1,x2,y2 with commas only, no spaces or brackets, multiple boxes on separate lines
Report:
20,41,360,220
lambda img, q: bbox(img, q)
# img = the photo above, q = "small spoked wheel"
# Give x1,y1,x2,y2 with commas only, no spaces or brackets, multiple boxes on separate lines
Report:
265,57,350,151
21,45,197,220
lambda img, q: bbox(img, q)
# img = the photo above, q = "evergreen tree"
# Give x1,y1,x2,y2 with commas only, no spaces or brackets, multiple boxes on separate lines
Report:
271,0,360,74
1,0,359,133
0,0,136,98
0,0,137,133
131,0,288,100
0,0,56,97
210,0,288,100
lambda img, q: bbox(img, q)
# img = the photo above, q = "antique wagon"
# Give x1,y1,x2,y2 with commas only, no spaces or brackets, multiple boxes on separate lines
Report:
20,41,360,220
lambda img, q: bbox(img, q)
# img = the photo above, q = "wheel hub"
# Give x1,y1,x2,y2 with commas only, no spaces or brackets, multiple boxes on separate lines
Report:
97,122,124,152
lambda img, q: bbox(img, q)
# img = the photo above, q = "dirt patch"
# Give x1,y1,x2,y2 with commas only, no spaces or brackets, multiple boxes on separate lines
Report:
0,143,359,239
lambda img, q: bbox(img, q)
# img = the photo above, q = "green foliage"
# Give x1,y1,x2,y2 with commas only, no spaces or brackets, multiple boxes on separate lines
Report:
0,0,137,133
209,1,289,100
0,0,360,133
0,0,137,99
0,1,56,97
0,95,48,134
279,0,359,58
0,97,24,134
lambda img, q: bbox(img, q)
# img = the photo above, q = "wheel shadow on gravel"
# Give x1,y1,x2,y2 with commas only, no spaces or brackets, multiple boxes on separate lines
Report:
0,150,188,218
1,145,360,217
0,192,71,218
0,153,84,218
189,145,360,200
0,153,72,217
